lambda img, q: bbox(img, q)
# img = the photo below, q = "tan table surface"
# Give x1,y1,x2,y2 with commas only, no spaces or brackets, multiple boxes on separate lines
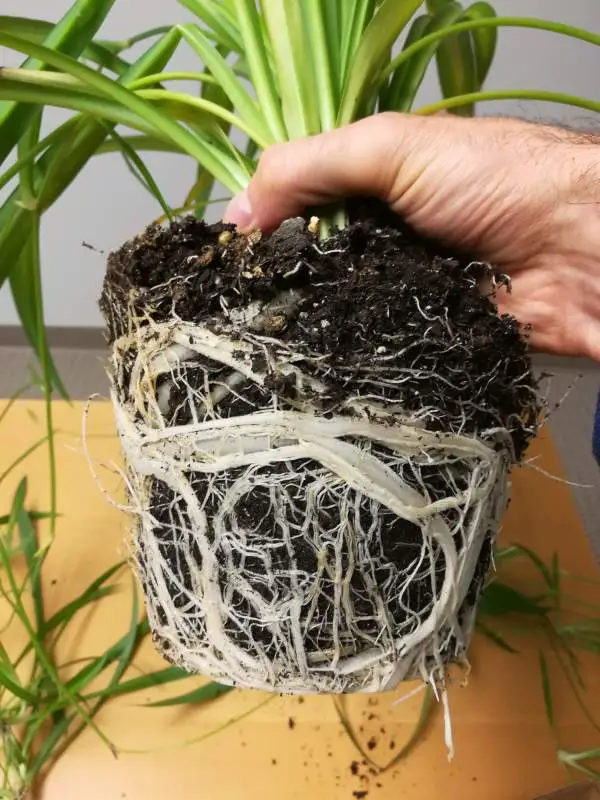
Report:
1,399,599,800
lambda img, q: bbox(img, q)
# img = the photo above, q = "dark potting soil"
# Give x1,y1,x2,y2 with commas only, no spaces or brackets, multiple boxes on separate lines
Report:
102,200,542,678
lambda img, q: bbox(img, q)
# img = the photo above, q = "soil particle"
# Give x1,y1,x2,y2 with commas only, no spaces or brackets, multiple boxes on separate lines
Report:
367,737,377,751
288,717,296,730
353,792,368,799
350,761,360,776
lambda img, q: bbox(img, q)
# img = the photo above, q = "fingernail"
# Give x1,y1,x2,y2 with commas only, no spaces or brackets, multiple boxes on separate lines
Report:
224,190,255,230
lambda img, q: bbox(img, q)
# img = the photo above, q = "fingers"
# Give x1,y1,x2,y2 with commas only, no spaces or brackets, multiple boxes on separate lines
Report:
224,113,416,232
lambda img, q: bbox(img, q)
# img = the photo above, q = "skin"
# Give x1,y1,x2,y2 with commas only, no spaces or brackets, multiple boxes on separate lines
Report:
224,113,600,362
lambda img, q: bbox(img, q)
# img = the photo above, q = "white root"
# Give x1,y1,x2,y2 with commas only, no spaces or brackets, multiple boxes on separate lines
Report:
107,319,512,695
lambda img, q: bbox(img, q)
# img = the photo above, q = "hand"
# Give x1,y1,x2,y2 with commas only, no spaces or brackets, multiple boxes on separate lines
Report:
225,113,600,362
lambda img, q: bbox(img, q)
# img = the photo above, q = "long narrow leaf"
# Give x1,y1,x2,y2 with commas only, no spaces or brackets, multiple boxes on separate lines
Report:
339,0,424,125
260,1,318,138
476,620,519,654
0,28,185,294
381,17,600,85
431,1,478,116
84,666,189,701
0,0,118,166
464,1,497,88
9,210,69,401
13,479,46,636
106,125,174,221
302,0,337,131
178,0,243,52
0,15,128,76
479,582,546,617
539,652,555,729
178,23,272,147
44,562,124,634
232,0,286,140
0,663,40,705
381,13,432,112
0,32,243,192
147,681,233,707
416,89,600,117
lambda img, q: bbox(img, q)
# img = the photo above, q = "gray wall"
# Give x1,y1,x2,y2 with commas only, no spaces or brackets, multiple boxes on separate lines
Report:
0,0,598,328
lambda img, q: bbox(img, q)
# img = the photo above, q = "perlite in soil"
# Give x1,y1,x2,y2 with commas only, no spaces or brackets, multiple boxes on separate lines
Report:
100,205,543,695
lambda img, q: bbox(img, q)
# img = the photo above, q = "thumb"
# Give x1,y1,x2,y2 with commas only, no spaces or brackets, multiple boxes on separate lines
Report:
224,113,417,232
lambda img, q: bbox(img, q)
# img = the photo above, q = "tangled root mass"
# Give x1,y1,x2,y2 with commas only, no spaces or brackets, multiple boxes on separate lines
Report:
101,203,542,693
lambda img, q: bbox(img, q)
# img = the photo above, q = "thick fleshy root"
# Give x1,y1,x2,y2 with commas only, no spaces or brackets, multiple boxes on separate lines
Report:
108,317,512,695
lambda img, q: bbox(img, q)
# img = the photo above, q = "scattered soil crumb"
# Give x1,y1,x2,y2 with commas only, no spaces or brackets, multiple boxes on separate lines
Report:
288,717,296,730
353,792,368,799
51,579,58,586
389,740,396,750
271,759,277,766
376,783,383,789
367,737,377,751
298,697,305,704
350,761,360,776
367,713,377,721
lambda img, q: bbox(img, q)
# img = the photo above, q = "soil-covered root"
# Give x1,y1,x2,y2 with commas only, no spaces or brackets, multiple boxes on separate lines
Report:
100,210,543,694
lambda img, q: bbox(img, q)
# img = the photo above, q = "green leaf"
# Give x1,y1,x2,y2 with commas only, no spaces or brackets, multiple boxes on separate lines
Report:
479,582,546,617
476,620,519,654
178,0,243,53
44,562,124,634
85,666,189,701
29,711,75,775
147,681,233,707
0,32,243,192
104,577,141,693
260,1,319,137
0,15,129,76
339,0,424,125
382,17,600,87
231,0,286,141
416,89,600,117
178,23,273,147
509,544,554,589
539,651,554,729
0,510,56,526
464,2,497,88
431,1,478,117
106,125,174,222
340,0,377,88
301,0,337,132
0,0,118,167
550,553,561,594
381,13,432,111
383,2,469,113
0,435,48,485
0,662,40,705
10,212,69,401
13,478,46,636
0,28,185,295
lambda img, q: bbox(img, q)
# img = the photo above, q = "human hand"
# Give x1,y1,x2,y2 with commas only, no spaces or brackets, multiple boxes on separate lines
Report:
225,113,600,362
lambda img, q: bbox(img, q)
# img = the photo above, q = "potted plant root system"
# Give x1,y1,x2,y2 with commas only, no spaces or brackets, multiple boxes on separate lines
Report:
100,204,543,695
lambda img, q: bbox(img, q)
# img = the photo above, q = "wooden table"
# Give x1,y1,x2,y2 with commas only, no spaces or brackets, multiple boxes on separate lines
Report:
1,400,599,800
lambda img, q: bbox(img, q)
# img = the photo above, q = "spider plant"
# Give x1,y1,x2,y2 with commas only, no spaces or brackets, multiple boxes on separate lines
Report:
0,0,599,416
0,393,231,799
